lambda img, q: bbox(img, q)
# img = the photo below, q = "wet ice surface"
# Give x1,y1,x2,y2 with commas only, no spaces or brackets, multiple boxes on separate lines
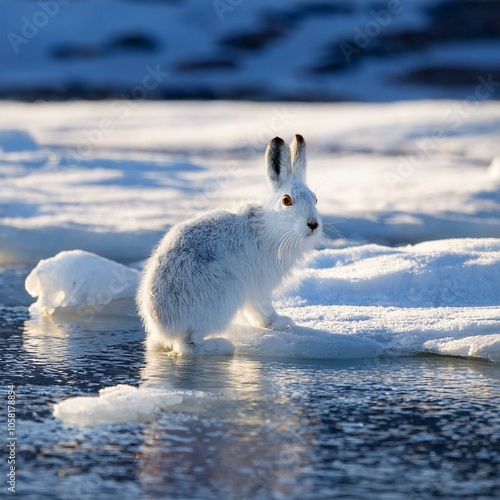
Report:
2,268,500,499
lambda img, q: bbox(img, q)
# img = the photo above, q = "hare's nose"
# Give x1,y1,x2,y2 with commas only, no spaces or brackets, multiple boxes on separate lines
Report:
308,221,319,231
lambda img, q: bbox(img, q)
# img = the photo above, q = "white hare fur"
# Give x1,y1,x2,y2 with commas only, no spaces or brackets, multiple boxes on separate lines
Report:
137,135,322,354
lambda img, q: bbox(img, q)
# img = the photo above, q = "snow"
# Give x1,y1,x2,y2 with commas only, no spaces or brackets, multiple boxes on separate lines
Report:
297,239,500,308
277,239,500,363
1,100,499,265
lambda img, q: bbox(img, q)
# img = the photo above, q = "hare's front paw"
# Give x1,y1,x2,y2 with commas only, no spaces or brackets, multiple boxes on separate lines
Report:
269,315,295,331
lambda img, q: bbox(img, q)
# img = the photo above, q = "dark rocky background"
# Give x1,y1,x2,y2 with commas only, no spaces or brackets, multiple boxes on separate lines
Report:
1,0,499,101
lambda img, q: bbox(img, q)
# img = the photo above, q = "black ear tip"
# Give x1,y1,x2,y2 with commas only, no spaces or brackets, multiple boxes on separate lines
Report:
271,136,285,146
295,134,305,143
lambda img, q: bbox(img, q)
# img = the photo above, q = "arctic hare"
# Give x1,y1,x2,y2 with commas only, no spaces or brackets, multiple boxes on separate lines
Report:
137,135,322,354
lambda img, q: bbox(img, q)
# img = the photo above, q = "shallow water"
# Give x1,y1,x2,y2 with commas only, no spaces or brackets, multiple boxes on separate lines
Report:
1,266,500,499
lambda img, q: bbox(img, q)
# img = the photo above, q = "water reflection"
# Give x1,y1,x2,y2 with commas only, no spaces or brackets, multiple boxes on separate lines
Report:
138,351,316,499
137,354,499,498
21,302,144,390
23,315,73,367
23,307,141,365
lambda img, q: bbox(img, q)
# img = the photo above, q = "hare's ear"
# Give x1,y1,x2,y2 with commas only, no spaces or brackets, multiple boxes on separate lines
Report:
265,137,292,190
291,134,307,181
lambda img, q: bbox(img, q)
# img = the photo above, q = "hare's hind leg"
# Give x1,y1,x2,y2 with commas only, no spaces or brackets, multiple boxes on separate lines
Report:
173,330,234,356
151,324,233,356
184,338,235,356
144,322,177,352
144,329,233,355
243,299,295,331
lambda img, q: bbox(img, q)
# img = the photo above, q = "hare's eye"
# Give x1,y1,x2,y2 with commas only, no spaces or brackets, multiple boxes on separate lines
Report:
315,198,318,205
282,195,293,206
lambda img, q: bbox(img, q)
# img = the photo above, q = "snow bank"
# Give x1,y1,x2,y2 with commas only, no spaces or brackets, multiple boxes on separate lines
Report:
53,384,184,425
26,239,500,362
25,250,139,315
298,239,500,308
279,238,500,363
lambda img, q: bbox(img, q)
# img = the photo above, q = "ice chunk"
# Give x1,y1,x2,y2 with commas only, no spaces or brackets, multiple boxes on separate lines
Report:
424,334,500,363
25,250,139,315
228,324,382,359
53,384,183,424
